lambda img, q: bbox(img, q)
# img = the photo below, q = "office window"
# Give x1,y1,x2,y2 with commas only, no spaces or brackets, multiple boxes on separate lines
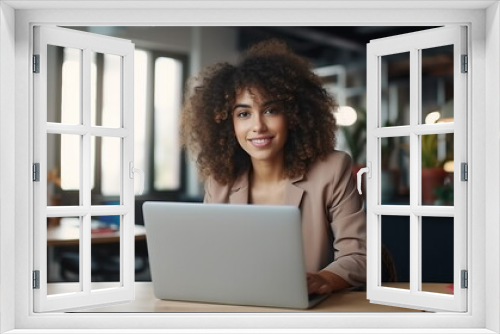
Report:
366,26,467,312
56,47,185,202
34,26,136,312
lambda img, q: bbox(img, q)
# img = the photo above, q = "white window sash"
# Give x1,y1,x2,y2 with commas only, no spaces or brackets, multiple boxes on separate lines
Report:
32,25,136,312
366,26,468,312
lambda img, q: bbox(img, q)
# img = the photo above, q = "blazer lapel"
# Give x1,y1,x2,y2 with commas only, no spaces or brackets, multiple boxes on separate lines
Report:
284,174,305,207
229,171,249,204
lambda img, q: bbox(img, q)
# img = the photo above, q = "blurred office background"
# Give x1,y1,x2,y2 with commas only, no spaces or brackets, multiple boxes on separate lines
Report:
46,26,454,290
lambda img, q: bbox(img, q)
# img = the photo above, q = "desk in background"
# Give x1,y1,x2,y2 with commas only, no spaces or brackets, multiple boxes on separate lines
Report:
47,218,147,246
44,282,449,313
47,219,148,282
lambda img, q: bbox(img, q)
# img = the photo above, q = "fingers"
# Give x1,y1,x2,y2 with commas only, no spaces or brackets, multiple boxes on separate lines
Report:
307,273,332,294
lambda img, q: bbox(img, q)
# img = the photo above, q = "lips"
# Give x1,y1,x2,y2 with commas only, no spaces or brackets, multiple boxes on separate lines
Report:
248,137,273,147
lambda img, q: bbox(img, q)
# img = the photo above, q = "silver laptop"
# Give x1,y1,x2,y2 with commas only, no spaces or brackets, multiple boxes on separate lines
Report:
142,201,329,309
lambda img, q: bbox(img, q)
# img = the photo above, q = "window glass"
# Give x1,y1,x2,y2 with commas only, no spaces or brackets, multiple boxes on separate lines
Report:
421,133,454,206
381,215,410,290
91,136,122,200
47,133,81,206
91,52,122,128
381,52,410,127
47,217,83,295
421,216,454,294
421,45,454,125
47,46,81,124
91,215,121,290
381,136,410,205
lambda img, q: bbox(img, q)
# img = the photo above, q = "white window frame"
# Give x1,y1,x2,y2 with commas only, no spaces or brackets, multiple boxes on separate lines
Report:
366,26,468,312
1,1,499,333
33,25,136,312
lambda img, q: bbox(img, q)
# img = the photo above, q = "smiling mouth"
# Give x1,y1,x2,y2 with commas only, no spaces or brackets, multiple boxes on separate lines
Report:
248,137,273,147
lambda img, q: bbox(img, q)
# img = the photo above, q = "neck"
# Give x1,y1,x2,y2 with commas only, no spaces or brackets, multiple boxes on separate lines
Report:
250,158,286,185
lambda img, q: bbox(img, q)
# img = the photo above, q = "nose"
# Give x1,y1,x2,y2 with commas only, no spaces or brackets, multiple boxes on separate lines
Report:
252,113,267,132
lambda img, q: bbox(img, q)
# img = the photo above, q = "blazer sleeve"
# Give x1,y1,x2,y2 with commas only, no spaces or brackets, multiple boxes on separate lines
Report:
323,153,367,287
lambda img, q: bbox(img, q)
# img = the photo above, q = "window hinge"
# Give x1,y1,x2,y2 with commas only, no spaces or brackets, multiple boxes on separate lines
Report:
33,163,40,182
33,270,40,289
461,162,468,181
33,54,40,73
461,270,468,289
461,54,468,73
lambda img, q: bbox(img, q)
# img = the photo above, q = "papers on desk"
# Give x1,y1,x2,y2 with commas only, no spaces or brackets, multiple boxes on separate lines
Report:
59,217,119,234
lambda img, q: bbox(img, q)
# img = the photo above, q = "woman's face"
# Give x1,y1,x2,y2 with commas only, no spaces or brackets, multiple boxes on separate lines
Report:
232,87,288,165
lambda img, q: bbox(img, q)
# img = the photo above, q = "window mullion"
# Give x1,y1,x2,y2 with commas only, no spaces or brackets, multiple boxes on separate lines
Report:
409,47,420,295
81,47,92,294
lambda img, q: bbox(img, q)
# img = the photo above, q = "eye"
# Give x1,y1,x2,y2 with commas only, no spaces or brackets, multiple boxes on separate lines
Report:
264,107,280,115
236,110,250,118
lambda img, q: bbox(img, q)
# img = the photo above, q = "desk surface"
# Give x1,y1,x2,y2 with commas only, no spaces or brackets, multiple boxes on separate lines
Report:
47,220,147,246
45,282,449,313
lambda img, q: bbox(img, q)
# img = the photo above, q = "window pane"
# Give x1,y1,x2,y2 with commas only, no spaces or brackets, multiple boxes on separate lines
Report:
421,133,454,206
47,46,81,124
154,57,182,190
381,136,410,205
421,216,454,295
381,215,410,290
91,52,122,128
134,50,149,195
421,45,454,124
47,217,82,295
47,133,80,206
91,216,121,289
91,136,122,203
102,137,122,197
381,52,410,127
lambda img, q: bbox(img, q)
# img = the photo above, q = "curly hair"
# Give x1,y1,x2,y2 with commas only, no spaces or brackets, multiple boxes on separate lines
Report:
180,39,338,185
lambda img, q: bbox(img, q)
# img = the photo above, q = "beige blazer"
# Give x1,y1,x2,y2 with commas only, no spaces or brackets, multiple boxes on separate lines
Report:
204,150,367,287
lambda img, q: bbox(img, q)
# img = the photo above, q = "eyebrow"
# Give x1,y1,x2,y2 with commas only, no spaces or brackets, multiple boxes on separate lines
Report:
232,104,251,111
232,100,280,111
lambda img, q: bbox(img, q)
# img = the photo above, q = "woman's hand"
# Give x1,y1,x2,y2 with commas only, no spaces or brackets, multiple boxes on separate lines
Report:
307,271,351,294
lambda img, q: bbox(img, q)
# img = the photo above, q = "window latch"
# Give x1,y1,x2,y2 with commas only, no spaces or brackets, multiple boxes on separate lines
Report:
357,161,371,195
129,162,145,195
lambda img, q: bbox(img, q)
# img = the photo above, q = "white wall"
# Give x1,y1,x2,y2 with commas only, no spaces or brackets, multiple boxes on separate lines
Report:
0,2,16,332
485,2,500,333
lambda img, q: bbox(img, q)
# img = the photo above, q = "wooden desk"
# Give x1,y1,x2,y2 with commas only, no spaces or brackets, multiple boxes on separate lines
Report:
45,282,449,313
47,219,147,246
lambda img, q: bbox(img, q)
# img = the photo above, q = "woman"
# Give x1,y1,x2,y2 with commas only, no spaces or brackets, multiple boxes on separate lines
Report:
181,39,366,294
